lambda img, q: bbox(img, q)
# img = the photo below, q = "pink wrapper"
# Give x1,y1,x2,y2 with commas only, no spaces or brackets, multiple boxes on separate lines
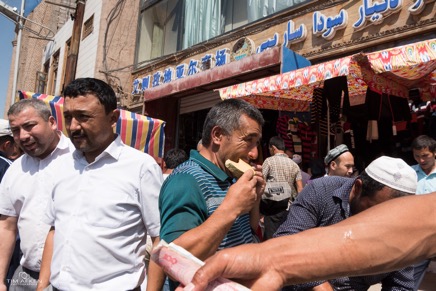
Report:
151,241,250,291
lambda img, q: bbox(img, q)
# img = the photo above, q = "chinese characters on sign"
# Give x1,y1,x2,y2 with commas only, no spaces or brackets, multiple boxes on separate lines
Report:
133,0,429,94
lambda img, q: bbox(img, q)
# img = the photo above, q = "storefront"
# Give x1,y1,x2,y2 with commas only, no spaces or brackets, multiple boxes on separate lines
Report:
131,0,436,160
219,39,436,168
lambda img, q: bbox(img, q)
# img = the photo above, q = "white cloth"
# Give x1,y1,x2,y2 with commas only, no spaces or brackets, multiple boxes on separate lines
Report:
0,133,74,272
45,135,163,291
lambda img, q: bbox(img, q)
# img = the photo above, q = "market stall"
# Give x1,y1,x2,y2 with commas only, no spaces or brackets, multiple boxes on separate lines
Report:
218,38,436,110
18,91,166,159
218,38,436,166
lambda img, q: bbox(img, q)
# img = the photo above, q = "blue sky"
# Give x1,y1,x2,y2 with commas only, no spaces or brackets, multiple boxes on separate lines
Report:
0,1,18,117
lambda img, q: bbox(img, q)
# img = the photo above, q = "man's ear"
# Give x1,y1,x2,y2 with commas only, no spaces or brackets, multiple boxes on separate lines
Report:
49,116,57,130
211,126,224,145
330,160,337,170
0,140,8,152
110,109,120,126
350,178,363,201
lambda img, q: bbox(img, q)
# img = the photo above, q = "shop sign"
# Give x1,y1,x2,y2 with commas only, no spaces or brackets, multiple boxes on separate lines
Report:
257,33,279,53
313,9,348,40
133,0,430,94
231,38,255,62
408,0,434,15
283,20,307,46
353,0,402,30
133,48,230,93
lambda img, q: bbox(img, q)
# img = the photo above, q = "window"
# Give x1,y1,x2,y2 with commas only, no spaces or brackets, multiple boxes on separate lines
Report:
35,71,47,93
47,50,60,95
135,0,312,67
82,14,94,40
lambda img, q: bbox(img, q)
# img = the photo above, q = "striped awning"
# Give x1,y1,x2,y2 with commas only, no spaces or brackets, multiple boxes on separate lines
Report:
18,91,166,158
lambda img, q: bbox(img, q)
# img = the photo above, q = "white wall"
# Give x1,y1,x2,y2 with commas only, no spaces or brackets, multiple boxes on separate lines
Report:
75,0,102,78
42,19,73,95
42,0,102,94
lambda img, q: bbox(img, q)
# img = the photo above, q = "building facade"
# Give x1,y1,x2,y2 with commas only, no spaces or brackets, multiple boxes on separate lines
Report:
6,0,140,113
5,0,76,115
131,0,436,155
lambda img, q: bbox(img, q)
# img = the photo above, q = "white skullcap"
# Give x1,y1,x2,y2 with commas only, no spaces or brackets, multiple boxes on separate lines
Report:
292,154,302,164
365,156,417,194
0,119,12,137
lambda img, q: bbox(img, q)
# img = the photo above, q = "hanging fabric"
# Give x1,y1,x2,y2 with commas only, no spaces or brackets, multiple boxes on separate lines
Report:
387,95,407,135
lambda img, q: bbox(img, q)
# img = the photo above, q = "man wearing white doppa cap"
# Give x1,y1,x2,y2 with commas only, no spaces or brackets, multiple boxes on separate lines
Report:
0,119,21,164
273,155,417,290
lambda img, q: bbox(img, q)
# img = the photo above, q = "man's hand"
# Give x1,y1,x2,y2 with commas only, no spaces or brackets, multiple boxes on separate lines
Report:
188,244,285,291
252,164,265,199
0,215,18,291
311,282,334,291
222,168,263,216
0,282,7,291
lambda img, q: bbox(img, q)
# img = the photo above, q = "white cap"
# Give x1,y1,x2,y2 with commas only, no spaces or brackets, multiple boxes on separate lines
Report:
292,154,302,164
366,156,417,194
0,119,12,137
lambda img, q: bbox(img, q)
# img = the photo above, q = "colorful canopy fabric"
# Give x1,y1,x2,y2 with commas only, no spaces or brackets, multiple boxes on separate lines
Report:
366,38,436,101
219,38,436,111
18,91,166,158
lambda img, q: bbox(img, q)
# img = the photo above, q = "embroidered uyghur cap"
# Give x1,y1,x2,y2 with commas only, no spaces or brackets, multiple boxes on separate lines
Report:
0,119,12,137
292,154,302,164
365,156,417,193
324,144,349,165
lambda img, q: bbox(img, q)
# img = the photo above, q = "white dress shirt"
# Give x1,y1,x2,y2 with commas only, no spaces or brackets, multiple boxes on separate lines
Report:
45,135,162,290
0,133,74,271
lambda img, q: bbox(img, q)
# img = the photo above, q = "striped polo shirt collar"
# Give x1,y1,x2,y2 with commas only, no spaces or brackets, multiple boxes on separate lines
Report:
189,149,230,182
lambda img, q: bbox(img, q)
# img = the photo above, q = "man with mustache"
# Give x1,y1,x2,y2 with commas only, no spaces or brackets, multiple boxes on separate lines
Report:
37,78,164,291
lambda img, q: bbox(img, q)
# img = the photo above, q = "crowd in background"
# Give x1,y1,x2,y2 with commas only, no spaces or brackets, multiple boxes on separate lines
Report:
0,78,435,291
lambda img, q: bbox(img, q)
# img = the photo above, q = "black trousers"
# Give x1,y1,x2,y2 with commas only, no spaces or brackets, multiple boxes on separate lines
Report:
263,210,289,240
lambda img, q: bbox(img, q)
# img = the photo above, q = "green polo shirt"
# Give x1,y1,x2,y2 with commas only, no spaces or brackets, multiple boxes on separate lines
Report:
159,150,253,247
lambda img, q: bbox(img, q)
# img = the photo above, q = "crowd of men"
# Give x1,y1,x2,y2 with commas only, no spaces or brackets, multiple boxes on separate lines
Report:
0,77,435,291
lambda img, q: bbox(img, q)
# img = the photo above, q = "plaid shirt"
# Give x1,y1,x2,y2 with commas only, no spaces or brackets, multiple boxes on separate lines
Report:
262,153,302,198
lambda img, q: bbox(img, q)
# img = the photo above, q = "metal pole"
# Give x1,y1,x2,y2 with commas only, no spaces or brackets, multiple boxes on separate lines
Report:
11,0,25,106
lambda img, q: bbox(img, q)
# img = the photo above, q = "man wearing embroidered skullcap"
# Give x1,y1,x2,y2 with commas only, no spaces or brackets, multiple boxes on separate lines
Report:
271,156,417,290
324,144,355,177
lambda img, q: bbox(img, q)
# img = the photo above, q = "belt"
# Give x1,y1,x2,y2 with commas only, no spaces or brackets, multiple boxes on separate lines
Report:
22,266,40,279
54,286,140,291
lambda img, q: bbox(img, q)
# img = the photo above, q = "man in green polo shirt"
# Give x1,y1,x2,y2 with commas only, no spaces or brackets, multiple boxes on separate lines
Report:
159,99,265,290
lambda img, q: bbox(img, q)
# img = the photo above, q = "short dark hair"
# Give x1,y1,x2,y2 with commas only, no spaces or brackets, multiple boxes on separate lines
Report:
63,78,117,114
164,148,188,169
8,99,52,121
411,135,436,152
269,136,285,151
359,170,412,199
0,135,14,146
309,159,326,179
201,99,264,147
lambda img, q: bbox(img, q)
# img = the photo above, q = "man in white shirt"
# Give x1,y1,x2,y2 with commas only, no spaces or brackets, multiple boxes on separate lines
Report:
37,78,164,291
0,99,74,291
